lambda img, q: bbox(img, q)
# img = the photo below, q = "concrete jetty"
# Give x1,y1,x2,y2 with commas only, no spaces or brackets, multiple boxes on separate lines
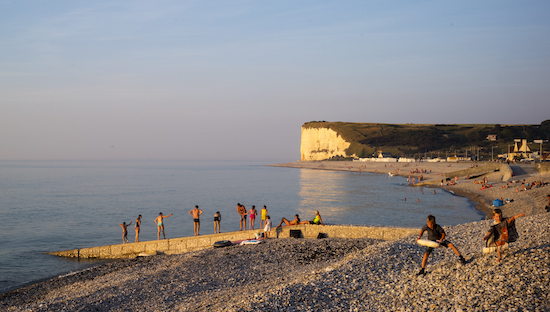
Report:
48,224,418,259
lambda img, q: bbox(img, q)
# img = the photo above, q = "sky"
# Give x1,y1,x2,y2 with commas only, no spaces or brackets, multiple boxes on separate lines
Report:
1,1,550,161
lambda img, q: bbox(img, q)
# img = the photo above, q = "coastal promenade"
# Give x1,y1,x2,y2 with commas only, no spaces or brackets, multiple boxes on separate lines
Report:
48,224,418,259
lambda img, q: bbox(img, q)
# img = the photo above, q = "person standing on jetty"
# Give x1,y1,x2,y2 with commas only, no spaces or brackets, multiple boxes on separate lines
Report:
214,211,221,234
154,212,173,240
264,215,272,238
119,221,132,244
416,215,466,276
260,205,268,228
248,205,258,230
134,215,142,242
237,203,247,231
189,205,203,236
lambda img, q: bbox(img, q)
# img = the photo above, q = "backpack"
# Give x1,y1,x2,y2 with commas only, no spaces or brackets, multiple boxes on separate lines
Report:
486,218,519,247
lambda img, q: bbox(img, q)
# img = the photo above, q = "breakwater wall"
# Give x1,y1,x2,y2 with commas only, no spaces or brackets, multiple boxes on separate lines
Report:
48,224,418,259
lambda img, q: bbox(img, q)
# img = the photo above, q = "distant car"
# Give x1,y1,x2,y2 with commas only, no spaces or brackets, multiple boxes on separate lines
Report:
520,159,534,162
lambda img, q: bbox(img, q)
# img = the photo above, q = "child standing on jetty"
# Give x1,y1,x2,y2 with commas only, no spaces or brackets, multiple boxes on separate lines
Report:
119,221,132,244
483,208,525,263
213,211,221,234
260,205,268,228
249,205,258,230
264,215,272,238
416,215,466,276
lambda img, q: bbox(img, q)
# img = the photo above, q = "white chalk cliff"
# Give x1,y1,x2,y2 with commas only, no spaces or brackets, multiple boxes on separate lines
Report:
301,127,352,161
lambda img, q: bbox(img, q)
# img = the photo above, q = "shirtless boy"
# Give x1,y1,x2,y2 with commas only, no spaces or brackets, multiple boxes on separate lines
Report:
154,212,173,240
189,205,203,236
119,221,132,244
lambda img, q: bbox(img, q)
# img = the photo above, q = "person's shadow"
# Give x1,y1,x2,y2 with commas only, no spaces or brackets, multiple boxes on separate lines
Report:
276,227,283,238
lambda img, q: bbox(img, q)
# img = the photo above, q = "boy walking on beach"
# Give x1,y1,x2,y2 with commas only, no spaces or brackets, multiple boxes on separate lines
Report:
189,205,203,236
416,215,466,276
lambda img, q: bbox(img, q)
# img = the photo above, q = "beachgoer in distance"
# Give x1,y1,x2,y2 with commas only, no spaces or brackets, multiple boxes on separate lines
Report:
248,205,258,230
237,203,247,231
214,211,221,234
264,215,272,238
119,221,132,244
189,205,203,236
416,215,466,276
154,212,173,240
135,215,142,242
483,208,525,263
260,205,268,228
277,214,301,227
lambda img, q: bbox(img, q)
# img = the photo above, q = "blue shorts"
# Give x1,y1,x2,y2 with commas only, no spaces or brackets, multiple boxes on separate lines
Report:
425,240,450,254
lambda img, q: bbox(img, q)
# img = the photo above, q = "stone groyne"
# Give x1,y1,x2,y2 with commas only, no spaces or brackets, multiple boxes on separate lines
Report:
48,224,418,259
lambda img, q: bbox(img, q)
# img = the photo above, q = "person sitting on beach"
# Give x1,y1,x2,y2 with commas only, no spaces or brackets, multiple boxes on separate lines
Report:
416,215,467,276
214,211,221,234
483,208,525,263
119,221,132,244
189,205,203,236
260,205,268,228
237,203,247,231
248,205,258,230
277,214,301,227
135,215,142,242
264,215,272,238
154,212,173,240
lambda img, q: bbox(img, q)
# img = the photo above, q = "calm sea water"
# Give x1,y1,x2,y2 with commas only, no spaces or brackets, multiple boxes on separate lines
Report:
0,160,483,293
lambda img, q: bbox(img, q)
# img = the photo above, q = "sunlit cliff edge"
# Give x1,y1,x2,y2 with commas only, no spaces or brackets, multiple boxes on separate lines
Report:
300,121,550,161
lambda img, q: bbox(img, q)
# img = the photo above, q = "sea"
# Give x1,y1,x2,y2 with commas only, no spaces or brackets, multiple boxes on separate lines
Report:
0,160,484,293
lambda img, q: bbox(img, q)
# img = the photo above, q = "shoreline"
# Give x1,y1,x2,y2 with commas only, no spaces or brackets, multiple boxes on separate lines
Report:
270,160,550,219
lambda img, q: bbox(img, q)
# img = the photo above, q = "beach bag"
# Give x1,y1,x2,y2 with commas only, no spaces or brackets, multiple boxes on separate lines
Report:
507,219,519,243
289,229,302,238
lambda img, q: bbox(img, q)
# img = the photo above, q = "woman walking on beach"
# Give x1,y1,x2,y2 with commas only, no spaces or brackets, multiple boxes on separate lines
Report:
135,215,142,242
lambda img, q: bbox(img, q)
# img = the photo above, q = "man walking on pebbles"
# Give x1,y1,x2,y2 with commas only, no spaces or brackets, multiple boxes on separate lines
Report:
416,214,467,276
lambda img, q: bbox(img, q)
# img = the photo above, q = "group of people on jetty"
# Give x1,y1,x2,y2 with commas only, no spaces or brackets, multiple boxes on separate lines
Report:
416,208,525,276
118,204,325,244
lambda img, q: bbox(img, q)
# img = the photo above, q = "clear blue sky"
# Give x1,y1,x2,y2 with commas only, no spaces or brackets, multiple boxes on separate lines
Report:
1,1,549,161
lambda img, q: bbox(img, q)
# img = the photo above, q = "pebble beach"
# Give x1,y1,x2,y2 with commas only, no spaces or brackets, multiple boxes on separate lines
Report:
2,161,549,311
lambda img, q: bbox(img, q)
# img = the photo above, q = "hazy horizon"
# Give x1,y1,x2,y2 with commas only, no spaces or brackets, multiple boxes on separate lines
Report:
2,1,550,161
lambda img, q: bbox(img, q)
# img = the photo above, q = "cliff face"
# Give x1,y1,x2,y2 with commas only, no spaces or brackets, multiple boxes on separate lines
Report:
301,127,352,161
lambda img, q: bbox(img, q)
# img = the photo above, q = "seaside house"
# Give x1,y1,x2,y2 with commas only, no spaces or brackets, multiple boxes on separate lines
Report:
507,139,533,161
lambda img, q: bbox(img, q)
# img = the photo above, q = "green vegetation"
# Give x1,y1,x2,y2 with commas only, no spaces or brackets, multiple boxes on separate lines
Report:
303,120,550,160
